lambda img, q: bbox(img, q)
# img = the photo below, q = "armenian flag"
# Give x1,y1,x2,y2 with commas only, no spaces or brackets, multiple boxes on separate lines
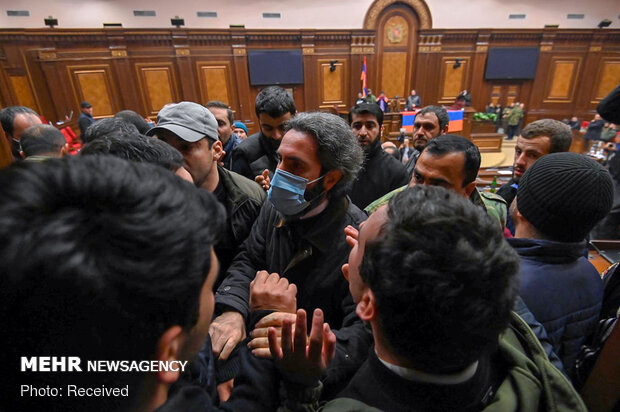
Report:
360,56,368,98
401,109,464,133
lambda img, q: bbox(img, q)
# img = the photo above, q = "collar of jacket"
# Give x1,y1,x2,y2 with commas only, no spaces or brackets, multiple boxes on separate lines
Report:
217,165,247,206
223,133,241,154
275,195,349,253
469,188,486,210
507,237,587,263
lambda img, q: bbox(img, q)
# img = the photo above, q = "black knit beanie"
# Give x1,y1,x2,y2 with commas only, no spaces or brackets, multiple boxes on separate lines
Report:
516,152,613,242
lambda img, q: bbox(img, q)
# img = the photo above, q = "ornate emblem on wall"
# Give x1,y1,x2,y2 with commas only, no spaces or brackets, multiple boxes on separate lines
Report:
386,21,407,44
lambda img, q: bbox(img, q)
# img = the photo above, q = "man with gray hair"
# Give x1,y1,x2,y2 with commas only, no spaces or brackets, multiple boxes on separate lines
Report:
211,112,371,394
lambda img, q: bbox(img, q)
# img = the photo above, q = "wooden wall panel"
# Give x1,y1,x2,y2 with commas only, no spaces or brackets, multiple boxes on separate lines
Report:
593,60,620,102
376,4,418,100
318,59,348,109
544,57,581,103
136,63,179,116
9,76,37,111
381,52,407,98
197,62,236,107
439,57,469,104
0,28,618,145
68,67,115,117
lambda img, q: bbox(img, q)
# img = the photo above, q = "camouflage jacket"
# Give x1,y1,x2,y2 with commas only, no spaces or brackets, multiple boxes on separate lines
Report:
365,185,507,229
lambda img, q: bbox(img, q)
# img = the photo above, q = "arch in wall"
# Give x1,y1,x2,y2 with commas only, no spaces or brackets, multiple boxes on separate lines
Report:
363,0,432,30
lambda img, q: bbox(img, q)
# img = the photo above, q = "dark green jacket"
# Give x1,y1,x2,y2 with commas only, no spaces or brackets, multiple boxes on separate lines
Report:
290,313,585,412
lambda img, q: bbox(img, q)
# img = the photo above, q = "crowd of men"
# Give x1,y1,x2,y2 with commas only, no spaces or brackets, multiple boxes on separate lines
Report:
1,83,618,411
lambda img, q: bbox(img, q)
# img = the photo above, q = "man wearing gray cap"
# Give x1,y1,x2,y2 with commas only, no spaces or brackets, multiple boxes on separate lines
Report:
148,101,265,282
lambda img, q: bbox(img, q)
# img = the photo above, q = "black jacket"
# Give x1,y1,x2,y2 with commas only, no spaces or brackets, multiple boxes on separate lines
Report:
231,131,279,180
338,350,497,412
215,196,373,397
349,140,409,210
584,119,605,141
156,338,280,412
78,112,94,140
215,166,266,284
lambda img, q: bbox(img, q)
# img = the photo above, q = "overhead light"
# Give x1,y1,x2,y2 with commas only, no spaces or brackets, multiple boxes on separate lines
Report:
171,16,185,28
598,19,612,29
133,10,156,17
44,16,58,28
7,10,30,17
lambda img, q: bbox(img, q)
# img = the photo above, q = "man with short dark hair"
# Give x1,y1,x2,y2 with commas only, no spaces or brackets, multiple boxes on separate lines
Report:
509,152,613,381
82,117,140,143
496,118,572,234
232,86,296,186
403,105,449,178
0,105,42,161
206,100,242,170
347,103,409,209
80,133,192,183
148,102,265,282
114,109,152,134
322,186,585,411
367,135,507,229
0,156,290,411
19,124,67,161
78,101,95,140
213,112,372,396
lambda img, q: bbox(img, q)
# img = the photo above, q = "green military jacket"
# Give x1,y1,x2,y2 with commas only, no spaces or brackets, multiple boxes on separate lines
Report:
505,107,523,126
364,185,507,230
317,312,586,412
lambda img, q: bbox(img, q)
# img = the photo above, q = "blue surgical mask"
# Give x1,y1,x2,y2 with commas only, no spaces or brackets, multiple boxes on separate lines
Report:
268,169,325,216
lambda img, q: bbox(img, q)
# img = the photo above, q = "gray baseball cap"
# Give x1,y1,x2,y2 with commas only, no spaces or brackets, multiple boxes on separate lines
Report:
147,101,219,143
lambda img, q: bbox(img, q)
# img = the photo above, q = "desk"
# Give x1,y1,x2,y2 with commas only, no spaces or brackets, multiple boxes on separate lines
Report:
588,250,613,275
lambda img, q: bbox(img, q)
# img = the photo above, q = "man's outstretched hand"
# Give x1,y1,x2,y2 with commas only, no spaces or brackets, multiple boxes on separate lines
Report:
268,308,336,386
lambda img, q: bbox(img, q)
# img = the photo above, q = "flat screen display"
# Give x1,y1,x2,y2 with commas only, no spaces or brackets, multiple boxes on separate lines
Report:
485,47,539,80
248,50,304,86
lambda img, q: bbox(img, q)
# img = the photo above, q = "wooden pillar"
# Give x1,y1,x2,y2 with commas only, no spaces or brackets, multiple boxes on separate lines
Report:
230,28,255,131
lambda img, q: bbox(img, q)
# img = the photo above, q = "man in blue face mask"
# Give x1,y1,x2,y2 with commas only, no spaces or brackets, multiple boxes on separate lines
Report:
211,112,373,396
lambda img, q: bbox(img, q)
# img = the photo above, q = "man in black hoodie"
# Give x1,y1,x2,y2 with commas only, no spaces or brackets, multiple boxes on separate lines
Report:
232,86,296,189
347,103,409,209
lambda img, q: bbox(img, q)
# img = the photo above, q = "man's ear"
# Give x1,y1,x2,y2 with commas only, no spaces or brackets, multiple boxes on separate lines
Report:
19,150,26,159
154,326,185,384
463,181,477,198
211,140,223,159
60,144,69,157
323,169,343,193
356,288,376,322
440,124,449,135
